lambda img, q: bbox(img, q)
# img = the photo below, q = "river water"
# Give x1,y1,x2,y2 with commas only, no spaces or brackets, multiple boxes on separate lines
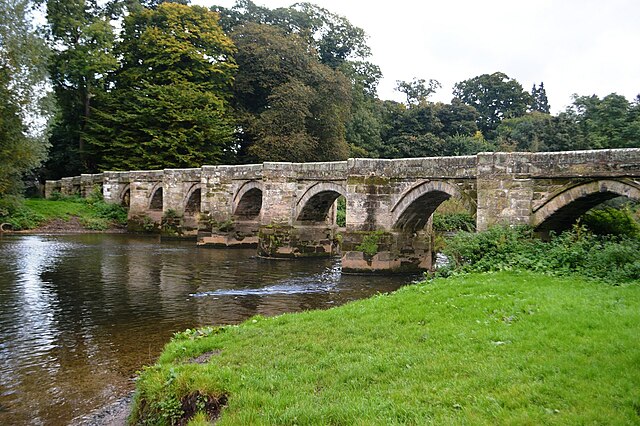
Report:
0,234,415,425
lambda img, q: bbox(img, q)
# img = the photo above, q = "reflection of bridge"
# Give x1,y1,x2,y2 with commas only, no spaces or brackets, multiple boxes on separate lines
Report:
46,149,640,273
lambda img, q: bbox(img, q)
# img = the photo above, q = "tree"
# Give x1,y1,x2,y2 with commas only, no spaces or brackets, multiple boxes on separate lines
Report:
378,100,445,158
341,60,384,157
0,0,50,195
44,0,118,177
433,100,479,138
496,112,553,151
86,3,237,170
531,82,550,113
214,0,370,69
569,93,640,149
215,0,373,160
395,78,441,107
452,72,532,140
230,22,350,163
441,133,495,156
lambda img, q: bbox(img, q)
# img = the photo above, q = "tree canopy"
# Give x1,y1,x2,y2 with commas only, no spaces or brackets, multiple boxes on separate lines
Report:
0,0,50,196
86,3,237,171
230,22,350,162
453,72,532,139
2,0,640,198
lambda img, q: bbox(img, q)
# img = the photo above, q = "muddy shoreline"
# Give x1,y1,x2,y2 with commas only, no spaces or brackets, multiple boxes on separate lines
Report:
2,217,128,234
71,394,134,426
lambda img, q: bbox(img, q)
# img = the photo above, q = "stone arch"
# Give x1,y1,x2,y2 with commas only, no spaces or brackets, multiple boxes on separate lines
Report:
119,185,131,208
392,180,475,233
233,181,263,219
532,179,640,232
184,183,202,214
149,185,163,211
295,182,347,223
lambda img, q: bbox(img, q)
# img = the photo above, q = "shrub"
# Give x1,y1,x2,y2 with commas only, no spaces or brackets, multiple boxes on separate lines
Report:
355,230,385,257
581,206,640,237
80,217,109,231
91,201,128,225
440,224,640,283
432,212,476,232
0,195,22,217
336,196,346,227
5,206,46,230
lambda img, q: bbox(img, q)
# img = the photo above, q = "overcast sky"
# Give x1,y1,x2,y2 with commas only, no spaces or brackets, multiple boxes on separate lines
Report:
193,0,640,113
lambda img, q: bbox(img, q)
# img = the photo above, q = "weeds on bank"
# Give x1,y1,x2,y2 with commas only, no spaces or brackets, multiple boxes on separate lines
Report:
438,224,640,283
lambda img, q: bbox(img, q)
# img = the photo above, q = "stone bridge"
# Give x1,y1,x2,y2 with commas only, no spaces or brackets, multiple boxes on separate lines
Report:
45,149,640,273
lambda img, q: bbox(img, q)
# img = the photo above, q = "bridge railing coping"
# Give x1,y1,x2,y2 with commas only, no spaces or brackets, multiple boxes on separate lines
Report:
163,168,202,173
348,155,478,177
43,149,640,199
477,149,640,177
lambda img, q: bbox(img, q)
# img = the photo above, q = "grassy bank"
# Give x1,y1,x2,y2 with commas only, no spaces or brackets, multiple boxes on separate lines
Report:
131,271,640,425
0,195,127,231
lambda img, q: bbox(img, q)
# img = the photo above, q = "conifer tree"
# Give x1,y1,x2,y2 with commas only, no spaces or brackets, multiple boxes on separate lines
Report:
531,82,551,114
86,3,237,171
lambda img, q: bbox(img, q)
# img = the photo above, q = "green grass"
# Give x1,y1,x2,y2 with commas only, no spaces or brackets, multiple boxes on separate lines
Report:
131,271,640,425
3,197,128,230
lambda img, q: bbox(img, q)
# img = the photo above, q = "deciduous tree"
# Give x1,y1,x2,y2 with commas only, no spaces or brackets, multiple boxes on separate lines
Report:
395,78,441,108
453,72,532,140
44,0,117,176
0,0,50,195
230,22,350,163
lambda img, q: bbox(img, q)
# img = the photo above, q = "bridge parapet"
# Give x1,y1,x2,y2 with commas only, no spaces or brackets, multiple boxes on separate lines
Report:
43,148,640,273
478,149,640,179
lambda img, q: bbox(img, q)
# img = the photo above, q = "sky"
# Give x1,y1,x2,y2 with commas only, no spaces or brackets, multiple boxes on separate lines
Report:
192,0,640,114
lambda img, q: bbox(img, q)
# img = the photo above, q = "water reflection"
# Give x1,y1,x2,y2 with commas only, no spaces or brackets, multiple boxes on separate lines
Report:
0,234,416,425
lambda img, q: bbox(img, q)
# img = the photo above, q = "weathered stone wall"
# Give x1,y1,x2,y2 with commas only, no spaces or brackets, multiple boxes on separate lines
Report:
103,172,130,204
341,156,477,272
162,168,201,214
256,161,347,257
128,170,164,224
43,148,640,271
475,149,640,230
198,164,263,245
44,180,61,198
201,164,262,221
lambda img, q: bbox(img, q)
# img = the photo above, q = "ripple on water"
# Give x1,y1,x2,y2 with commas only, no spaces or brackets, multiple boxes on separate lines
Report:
0,234,414,425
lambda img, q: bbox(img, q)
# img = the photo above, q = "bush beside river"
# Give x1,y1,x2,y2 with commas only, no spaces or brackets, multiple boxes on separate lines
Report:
131,269,640,425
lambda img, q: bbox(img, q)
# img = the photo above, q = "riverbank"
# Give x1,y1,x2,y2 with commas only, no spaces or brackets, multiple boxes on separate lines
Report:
130,270,640,425
0,197,128,233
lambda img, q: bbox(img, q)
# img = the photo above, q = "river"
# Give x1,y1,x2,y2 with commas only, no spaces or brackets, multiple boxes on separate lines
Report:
0,234,415,425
